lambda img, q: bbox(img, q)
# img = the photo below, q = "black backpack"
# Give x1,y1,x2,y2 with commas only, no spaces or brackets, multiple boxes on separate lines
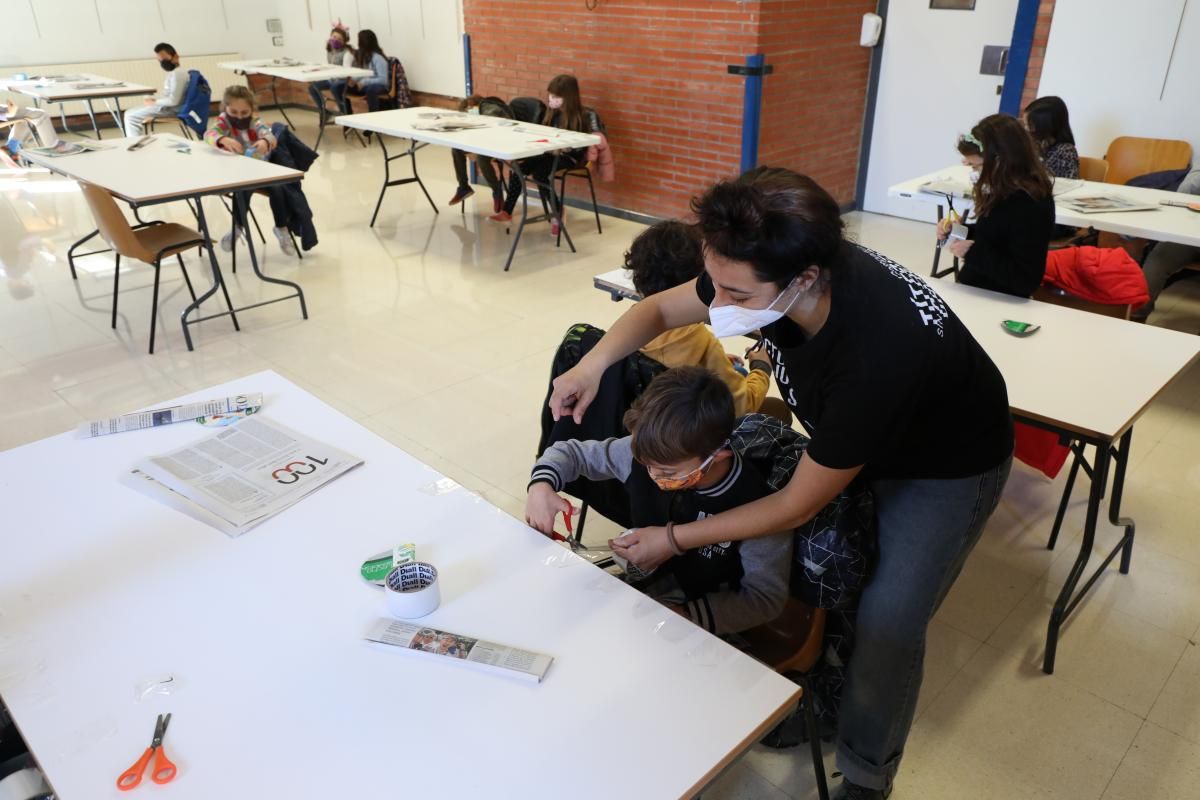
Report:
477,96,514,119
509,96,547,124
730,414,877,611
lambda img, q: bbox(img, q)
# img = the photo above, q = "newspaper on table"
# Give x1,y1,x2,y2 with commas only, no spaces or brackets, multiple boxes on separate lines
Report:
79,393,263,438
121,416,363,537
365,619,554,683
1058,194,1159,214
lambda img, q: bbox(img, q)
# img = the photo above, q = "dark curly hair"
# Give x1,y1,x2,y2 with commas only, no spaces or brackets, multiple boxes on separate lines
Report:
692,166,845,289
624,221,704,298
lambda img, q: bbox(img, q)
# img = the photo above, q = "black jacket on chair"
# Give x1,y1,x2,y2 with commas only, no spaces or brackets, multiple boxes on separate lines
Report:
537,323,666,528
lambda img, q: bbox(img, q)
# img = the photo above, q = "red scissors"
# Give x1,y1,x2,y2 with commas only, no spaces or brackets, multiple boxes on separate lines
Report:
117,713,177,790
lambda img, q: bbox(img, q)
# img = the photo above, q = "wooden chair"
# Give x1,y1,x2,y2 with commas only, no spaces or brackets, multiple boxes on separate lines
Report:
739,599,831,800
78,182,212,354
1103,137,1193,186
1078,156,1108,183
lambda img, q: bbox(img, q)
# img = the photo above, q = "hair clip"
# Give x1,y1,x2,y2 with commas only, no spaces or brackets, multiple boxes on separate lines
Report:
960,132,984,153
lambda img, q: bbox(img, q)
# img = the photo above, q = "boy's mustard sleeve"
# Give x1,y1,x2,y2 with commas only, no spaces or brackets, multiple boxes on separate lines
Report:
696,332,769,417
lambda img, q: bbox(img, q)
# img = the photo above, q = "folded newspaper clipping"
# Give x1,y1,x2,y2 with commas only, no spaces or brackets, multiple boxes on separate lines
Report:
365,619,554,683
122,416,363,536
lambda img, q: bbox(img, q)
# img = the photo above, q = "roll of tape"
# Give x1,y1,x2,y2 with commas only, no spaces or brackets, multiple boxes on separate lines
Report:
384,562,441,619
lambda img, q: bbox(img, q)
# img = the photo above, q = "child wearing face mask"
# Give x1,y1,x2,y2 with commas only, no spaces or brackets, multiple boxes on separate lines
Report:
309,22,355,115
123,43,187,137
526,366,793,635
938,115,1055,298
205,86,316,255
490,74,604,234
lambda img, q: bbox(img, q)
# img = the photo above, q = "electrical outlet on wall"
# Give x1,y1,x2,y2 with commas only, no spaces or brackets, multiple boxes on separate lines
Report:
272,36,285,47
266,18,283,33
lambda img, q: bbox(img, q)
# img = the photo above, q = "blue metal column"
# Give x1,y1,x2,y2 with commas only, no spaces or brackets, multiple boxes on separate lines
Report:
999,0,1042,116
463,33,477,185
730,53,771,174
462,33,473,96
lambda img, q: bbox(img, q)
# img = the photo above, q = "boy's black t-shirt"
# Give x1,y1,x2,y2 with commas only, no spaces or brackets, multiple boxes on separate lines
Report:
626,451,770,599
696,243,1013,480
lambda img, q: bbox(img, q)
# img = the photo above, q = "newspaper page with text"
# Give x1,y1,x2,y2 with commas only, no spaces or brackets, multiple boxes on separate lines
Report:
123,416,363,536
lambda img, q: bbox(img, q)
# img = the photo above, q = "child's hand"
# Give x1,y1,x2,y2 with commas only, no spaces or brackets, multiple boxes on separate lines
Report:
525,483,572,536
726,353,745,369
936,216,954,242
253,140,270,157
948,239,973,259
143,97,156,106
219,137,244,154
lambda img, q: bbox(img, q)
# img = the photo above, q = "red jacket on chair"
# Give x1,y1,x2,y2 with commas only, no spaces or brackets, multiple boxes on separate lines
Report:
1044,246,1150,307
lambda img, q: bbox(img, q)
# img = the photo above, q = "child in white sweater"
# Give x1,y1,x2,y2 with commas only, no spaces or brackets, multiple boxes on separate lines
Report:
123,43,187,137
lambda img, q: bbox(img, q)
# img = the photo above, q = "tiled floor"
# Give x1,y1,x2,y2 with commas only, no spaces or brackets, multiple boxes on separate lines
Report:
3,112,1200,799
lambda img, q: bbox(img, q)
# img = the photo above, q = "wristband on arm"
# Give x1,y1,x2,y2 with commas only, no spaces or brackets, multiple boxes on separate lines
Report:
666,521,685,557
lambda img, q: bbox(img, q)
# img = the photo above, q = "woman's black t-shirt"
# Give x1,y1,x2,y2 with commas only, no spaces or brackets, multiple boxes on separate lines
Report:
696,243,1013,480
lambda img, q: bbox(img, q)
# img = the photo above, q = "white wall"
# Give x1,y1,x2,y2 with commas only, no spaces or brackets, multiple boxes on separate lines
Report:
1037,0,1200,162
7,0,465,97
6,0,278,66
275,0,466,97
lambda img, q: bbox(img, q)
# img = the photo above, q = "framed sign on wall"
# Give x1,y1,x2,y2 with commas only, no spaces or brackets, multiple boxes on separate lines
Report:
931,0,977,8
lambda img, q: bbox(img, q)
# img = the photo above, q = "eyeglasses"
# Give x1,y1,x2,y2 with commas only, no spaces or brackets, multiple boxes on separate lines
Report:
646,440,729,490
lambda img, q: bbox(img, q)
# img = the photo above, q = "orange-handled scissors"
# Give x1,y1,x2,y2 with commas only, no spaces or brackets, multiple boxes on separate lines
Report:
117,713,177,790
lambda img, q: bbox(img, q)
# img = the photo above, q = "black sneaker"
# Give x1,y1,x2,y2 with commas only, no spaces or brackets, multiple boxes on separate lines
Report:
833,779,892,800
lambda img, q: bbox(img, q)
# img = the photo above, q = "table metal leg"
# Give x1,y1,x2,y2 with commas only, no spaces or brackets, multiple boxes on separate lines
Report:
85,99,101,139
369,136,437,227
1042,428,1136,674
107,96,125,133
233,192,308,318
271,77,296,131
503,162,529,272
180,199,241,350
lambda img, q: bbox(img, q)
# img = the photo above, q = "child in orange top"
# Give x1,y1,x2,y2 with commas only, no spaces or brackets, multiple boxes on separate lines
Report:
627,221,788,421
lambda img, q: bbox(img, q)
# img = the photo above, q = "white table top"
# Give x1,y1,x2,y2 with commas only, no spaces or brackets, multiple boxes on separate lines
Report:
0,371,799,800
889,164,1200,248
591,269,1200,441
218,59,372,82
336,106,602,161
1,73,156,101
595,268,641,301
19,134,304,204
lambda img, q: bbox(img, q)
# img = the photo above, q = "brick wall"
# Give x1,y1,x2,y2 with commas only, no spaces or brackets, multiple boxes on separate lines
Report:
462,0,874,219
757,0,876,207
1018,0,1057,111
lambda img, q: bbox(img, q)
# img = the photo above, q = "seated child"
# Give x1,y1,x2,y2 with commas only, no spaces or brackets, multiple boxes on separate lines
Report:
627,221,787,421
3,100,59,159
124,43,187,137
525,366,793,635
448,95,506,209
205,86,319,253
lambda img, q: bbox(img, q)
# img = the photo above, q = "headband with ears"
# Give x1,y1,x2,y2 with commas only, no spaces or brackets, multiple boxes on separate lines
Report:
332,18,349,34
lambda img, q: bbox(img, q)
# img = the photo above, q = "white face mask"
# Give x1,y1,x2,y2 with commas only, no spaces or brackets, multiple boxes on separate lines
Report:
708,277,803,338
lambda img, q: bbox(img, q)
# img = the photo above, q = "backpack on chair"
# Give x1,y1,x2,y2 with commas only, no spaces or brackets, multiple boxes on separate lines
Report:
385,57,414,110
177,70,211,138
477,96,514,120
